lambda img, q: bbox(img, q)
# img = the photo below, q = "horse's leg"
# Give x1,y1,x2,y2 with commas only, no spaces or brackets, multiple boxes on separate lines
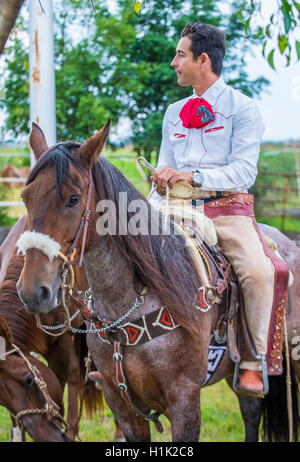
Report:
46,336,73,390
104,387,151,442
114,418,126,442
169,380,201,442
236,394,263,442
65,347,82,439
225,377,263,442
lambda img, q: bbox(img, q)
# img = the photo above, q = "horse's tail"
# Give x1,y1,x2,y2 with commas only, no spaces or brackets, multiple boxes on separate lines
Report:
74,330,105,419
261,353,299,441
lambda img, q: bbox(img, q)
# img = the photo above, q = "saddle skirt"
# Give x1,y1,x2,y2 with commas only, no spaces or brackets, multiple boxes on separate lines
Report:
158,199,293,289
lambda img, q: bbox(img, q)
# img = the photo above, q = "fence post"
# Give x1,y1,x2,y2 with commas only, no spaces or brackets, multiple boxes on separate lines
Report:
281,175,290,232
294,149,300,199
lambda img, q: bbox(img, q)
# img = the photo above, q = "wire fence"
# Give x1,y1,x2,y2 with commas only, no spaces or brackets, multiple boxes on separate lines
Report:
252,170,300,244
0,148,299,243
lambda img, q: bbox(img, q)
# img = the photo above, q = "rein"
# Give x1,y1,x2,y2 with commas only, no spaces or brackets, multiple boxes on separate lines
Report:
5,345,69,434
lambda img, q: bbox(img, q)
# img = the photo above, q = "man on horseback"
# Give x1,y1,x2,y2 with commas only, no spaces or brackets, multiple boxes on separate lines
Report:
149,22,290,395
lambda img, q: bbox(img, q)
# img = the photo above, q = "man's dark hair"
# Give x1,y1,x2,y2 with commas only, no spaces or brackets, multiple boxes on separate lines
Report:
181,23,226,75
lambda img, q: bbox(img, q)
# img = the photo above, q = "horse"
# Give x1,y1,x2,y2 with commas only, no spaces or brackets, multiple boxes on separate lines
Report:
0,316,71,442
0,216,103,440
1,163,30,192
16,122,300,442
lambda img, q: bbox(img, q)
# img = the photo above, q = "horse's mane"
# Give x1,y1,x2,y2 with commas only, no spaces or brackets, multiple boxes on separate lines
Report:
28,144,203,336
0,251,48,353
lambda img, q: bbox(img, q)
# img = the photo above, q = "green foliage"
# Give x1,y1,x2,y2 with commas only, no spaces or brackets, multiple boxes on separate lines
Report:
0,33,29,138
239,0,300,69
110,0,270,162
1,0,270,160
223,0,269,96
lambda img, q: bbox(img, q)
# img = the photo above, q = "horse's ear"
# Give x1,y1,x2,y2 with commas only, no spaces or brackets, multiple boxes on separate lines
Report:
29,123,49,160
0,317,13,346
77,119,111,169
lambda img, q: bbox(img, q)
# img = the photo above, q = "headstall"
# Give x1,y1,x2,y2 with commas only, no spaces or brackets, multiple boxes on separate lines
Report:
5,345,68,434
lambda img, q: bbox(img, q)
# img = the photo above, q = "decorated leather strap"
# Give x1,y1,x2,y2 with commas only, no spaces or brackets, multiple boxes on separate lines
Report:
113,341,164,433
204,193,255,219
97,306,179,346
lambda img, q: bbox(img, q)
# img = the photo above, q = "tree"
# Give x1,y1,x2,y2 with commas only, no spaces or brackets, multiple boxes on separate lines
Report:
237,0,300,69
0,0,25,55
0,32,29,137
1,2,126,141
54,4,124,141
1,0,270,160
105,0,270,162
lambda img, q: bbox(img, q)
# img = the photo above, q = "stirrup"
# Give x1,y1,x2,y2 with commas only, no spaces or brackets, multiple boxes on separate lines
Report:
232,355,269,398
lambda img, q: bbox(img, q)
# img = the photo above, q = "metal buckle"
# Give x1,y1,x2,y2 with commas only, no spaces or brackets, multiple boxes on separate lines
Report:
118,383,127,392
113,352,123,362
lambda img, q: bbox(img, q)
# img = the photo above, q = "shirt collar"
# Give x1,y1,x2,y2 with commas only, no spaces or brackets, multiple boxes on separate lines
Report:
192,76,226,105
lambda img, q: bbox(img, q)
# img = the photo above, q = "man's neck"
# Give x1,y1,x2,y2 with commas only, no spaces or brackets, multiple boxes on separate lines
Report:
193,74,219,97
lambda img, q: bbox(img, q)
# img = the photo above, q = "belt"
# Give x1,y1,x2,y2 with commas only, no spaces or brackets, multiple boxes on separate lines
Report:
192,190,249,205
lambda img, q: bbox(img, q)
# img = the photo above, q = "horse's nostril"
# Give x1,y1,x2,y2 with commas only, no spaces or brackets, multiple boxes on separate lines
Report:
39,286,52,305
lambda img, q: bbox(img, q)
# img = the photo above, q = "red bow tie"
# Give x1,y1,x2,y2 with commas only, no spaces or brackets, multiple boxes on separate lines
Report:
179,98,215,129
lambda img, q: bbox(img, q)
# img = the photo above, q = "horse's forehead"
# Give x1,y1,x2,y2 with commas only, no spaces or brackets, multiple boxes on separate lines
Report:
22,173,56,204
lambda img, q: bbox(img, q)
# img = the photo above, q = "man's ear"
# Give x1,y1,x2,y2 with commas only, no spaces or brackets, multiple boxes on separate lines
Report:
29,123,49,160
77,120,111,170
199,52,212,70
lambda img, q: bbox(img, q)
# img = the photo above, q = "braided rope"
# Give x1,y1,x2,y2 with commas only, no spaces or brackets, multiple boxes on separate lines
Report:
9,344,69,434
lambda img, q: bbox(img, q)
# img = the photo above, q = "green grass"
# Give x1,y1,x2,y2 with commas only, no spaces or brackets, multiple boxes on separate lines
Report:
0,380,245,442
257,216,300,233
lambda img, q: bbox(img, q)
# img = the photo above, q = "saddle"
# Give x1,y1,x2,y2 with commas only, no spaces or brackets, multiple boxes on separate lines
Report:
159,200,289,383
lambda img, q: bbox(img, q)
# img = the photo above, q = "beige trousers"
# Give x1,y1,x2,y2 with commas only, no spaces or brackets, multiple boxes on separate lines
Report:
211,215,275,371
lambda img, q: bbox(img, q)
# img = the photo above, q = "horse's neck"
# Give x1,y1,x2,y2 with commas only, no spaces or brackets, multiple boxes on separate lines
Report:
83,236,137,320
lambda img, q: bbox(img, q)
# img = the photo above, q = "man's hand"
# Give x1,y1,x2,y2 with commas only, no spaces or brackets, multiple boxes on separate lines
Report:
150,167,193,191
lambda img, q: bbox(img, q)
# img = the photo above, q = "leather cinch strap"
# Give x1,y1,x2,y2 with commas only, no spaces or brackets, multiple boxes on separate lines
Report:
113,341,164,433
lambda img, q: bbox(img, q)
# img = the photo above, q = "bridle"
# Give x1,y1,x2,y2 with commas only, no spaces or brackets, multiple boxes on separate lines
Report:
63,169,94,269
4,344,69,435
25,168,148,337
33,169,94,336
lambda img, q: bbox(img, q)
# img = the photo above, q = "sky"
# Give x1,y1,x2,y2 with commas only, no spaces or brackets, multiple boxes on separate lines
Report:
228,0,300,143
0,0,299,143
246,54,300,142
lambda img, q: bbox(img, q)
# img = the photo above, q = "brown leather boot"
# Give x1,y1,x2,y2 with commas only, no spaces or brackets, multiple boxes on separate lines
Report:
239,369,263,394
88,371,104,391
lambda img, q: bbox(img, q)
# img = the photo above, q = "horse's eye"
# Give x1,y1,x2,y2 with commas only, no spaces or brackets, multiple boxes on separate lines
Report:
25,373,34,389
66,195,80,208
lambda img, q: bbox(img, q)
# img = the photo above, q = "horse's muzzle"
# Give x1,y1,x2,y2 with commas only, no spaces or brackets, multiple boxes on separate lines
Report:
17,280,58,314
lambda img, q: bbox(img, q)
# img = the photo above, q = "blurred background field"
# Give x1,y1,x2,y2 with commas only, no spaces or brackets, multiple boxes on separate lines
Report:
0,142,299,242
0,379,246,442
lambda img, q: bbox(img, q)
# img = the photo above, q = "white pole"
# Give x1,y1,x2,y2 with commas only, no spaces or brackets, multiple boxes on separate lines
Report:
29,0,56,166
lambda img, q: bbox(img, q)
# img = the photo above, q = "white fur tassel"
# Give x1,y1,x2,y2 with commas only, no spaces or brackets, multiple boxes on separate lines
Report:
16,231,61,261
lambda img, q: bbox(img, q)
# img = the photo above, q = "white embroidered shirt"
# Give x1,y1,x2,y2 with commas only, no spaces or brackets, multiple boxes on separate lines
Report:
150,76,265,205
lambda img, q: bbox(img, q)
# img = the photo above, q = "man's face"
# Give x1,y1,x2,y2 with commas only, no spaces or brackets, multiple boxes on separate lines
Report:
171,36,201,87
